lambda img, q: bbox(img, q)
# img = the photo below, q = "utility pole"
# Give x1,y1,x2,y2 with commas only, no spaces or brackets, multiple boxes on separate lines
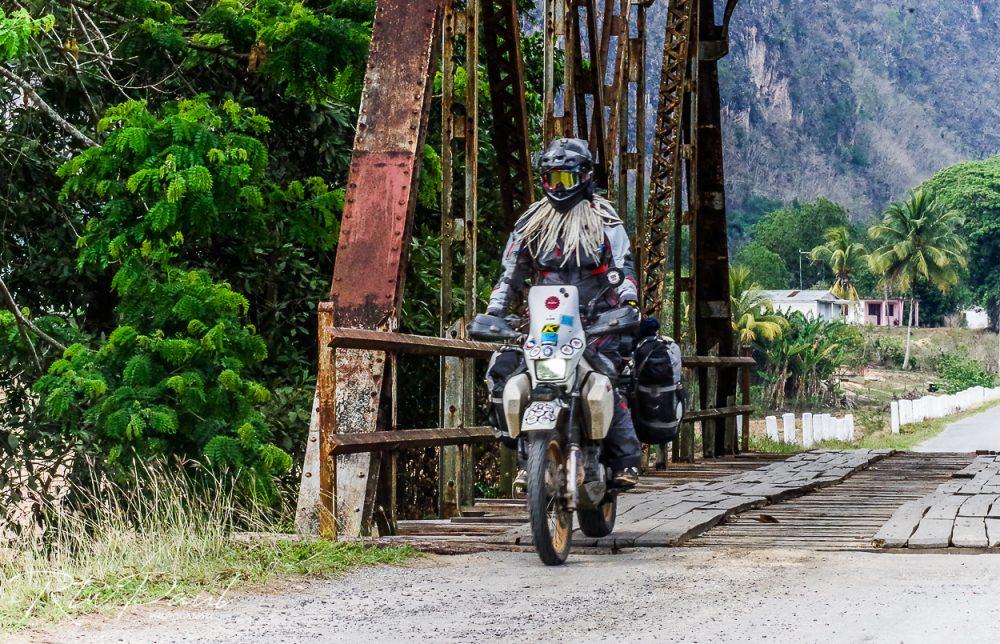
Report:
798,250,811,290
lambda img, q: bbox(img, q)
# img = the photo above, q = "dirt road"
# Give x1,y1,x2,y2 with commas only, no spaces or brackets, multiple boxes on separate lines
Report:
916,404,1000,452
41,547,1000,643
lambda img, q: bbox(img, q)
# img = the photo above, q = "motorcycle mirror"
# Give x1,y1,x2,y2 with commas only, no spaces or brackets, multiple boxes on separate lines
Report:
605,268,624,288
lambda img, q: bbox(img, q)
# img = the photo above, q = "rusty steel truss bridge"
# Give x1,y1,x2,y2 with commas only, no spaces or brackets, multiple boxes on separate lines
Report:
299,0,752,539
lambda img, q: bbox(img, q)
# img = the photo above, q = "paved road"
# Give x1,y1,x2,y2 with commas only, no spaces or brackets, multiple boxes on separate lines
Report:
916,404,1000,453
38,547,1000,643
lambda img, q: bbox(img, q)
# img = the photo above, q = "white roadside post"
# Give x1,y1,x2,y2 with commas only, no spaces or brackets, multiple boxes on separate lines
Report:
782,413,796,444
890,401,900,434
900,399,912,427
766,416,779,442
845,414,855,441
802,412,814,448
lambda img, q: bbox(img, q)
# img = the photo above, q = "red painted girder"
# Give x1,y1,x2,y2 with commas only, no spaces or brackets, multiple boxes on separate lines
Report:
328,0,442,327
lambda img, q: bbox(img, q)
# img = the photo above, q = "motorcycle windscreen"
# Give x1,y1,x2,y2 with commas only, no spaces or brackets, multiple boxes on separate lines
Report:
523,285,586,361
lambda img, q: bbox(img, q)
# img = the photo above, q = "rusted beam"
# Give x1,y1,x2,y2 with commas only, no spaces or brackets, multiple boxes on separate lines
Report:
331,426,496,455
644,0,695,318
321,0,443,539
693,0,736,457
481,0,535,230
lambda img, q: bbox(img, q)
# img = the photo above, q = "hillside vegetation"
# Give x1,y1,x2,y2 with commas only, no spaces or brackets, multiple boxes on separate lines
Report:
644,1,999,218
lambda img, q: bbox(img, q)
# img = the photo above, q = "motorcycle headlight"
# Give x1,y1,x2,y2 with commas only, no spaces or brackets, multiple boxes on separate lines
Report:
535,358,568,381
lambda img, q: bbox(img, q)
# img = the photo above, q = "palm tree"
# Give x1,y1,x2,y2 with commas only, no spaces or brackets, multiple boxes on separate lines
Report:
730,266,788,350
810,226,867,301
869,189,968,369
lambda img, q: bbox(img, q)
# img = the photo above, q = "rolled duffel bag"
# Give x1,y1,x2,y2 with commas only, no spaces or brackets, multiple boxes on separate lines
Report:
629,335,685,444
485,347,526,448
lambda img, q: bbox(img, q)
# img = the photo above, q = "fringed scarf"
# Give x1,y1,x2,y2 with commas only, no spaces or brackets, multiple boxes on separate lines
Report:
515,196,622,266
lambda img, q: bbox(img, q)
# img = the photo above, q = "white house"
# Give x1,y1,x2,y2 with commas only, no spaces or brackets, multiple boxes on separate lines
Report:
761,289,858,322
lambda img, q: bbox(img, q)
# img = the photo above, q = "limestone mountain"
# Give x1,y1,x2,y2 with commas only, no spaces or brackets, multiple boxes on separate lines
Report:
645,0,1000,223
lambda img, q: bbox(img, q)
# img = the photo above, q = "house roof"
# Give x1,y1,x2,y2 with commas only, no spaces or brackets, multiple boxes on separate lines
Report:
761,289,845,304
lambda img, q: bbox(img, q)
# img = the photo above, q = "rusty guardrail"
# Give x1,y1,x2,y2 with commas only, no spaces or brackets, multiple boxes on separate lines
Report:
319,325,755,457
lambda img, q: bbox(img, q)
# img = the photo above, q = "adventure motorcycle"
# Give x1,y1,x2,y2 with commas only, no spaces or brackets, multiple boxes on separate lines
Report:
470,270,640,565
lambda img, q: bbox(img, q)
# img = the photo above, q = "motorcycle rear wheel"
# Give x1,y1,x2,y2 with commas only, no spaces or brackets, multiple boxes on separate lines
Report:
578,497,617,538
526,436,572,566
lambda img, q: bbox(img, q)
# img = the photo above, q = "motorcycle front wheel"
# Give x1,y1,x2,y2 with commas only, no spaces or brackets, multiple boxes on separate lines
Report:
526,435,572,566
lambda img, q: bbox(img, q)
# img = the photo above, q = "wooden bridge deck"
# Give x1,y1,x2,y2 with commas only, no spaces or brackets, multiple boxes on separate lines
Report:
687,451,971,551
376,451,977,553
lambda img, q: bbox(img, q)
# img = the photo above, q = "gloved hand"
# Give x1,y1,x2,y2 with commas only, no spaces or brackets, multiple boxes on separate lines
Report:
623,299,640,314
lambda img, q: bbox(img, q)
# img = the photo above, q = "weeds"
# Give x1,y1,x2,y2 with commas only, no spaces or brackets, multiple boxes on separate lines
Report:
0,462,413,632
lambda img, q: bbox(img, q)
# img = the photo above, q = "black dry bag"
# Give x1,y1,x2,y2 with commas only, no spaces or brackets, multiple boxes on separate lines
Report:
629,336,685,444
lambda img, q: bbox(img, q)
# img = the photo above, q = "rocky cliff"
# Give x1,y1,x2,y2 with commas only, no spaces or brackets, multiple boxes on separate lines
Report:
645,0,1000,219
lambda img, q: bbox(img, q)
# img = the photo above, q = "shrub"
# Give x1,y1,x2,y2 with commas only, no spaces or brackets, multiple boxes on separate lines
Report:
935,353,997,394
865,334,905,368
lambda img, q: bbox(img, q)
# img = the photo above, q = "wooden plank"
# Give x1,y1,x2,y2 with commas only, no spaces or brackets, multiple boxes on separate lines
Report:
952,517,988,548
330,426,495,455
325,326,498,359
908,518,954,548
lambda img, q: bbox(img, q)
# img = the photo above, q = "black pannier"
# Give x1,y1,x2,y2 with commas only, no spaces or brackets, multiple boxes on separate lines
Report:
628,335,685,444
485,347,525,448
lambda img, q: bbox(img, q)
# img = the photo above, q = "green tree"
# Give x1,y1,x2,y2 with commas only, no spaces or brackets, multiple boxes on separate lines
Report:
729,267,788,349
920,156,1000,325
752,199,852,289
869,189,968,369
733,242,791,289
809,227,867,301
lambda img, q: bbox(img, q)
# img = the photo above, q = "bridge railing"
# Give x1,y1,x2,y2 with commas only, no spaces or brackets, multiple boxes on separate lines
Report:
315,320,755,536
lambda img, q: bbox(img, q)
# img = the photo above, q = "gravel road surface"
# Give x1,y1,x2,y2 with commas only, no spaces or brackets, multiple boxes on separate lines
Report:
32,546,1000,643
916,404,1000,452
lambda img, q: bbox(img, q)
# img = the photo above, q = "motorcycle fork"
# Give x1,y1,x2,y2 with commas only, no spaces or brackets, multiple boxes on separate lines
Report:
565,390,582,510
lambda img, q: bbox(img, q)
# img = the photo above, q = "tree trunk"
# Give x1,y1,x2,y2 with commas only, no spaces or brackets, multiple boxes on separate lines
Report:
903,295,915,370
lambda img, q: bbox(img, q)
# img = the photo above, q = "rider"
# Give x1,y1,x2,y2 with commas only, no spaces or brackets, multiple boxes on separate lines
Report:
486,137,642,489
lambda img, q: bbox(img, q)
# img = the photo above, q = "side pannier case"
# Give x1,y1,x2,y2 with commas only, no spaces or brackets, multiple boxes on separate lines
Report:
629,335,685,444
485,347,526,448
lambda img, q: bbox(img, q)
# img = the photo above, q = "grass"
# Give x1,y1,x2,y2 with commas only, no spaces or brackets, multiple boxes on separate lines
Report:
0,464,414,633
749,401,1000,455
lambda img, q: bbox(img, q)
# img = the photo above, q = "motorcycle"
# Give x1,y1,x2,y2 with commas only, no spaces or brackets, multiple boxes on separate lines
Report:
470,270,640,565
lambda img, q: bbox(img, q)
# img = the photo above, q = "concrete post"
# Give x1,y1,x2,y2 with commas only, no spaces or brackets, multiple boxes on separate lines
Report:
802,412,814,448
765,416,779,442
845,414,855,441
782,413,796,444
890,401,900,434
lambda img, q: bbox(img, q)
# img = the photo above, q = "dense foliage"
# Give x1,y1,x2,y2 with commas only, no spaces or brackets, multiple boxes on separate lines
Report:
756,313,864,409
935,354,998,394
0,1,375,505
919,156,1000,324
1,0,545,516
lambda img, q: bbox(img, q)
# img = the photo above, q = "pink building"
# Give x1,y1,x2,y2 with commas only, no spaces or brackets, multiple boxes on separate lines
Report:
862,298,918,327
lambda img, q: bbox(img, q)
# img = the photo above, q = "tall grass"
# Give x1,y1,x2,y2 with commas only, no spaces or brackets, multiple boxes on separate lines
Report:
0,461,412,632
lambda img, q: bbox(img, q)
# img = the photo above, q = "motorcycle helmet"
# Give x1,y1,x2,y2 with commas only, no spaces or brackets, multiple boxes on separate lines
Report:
539,138,595,212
